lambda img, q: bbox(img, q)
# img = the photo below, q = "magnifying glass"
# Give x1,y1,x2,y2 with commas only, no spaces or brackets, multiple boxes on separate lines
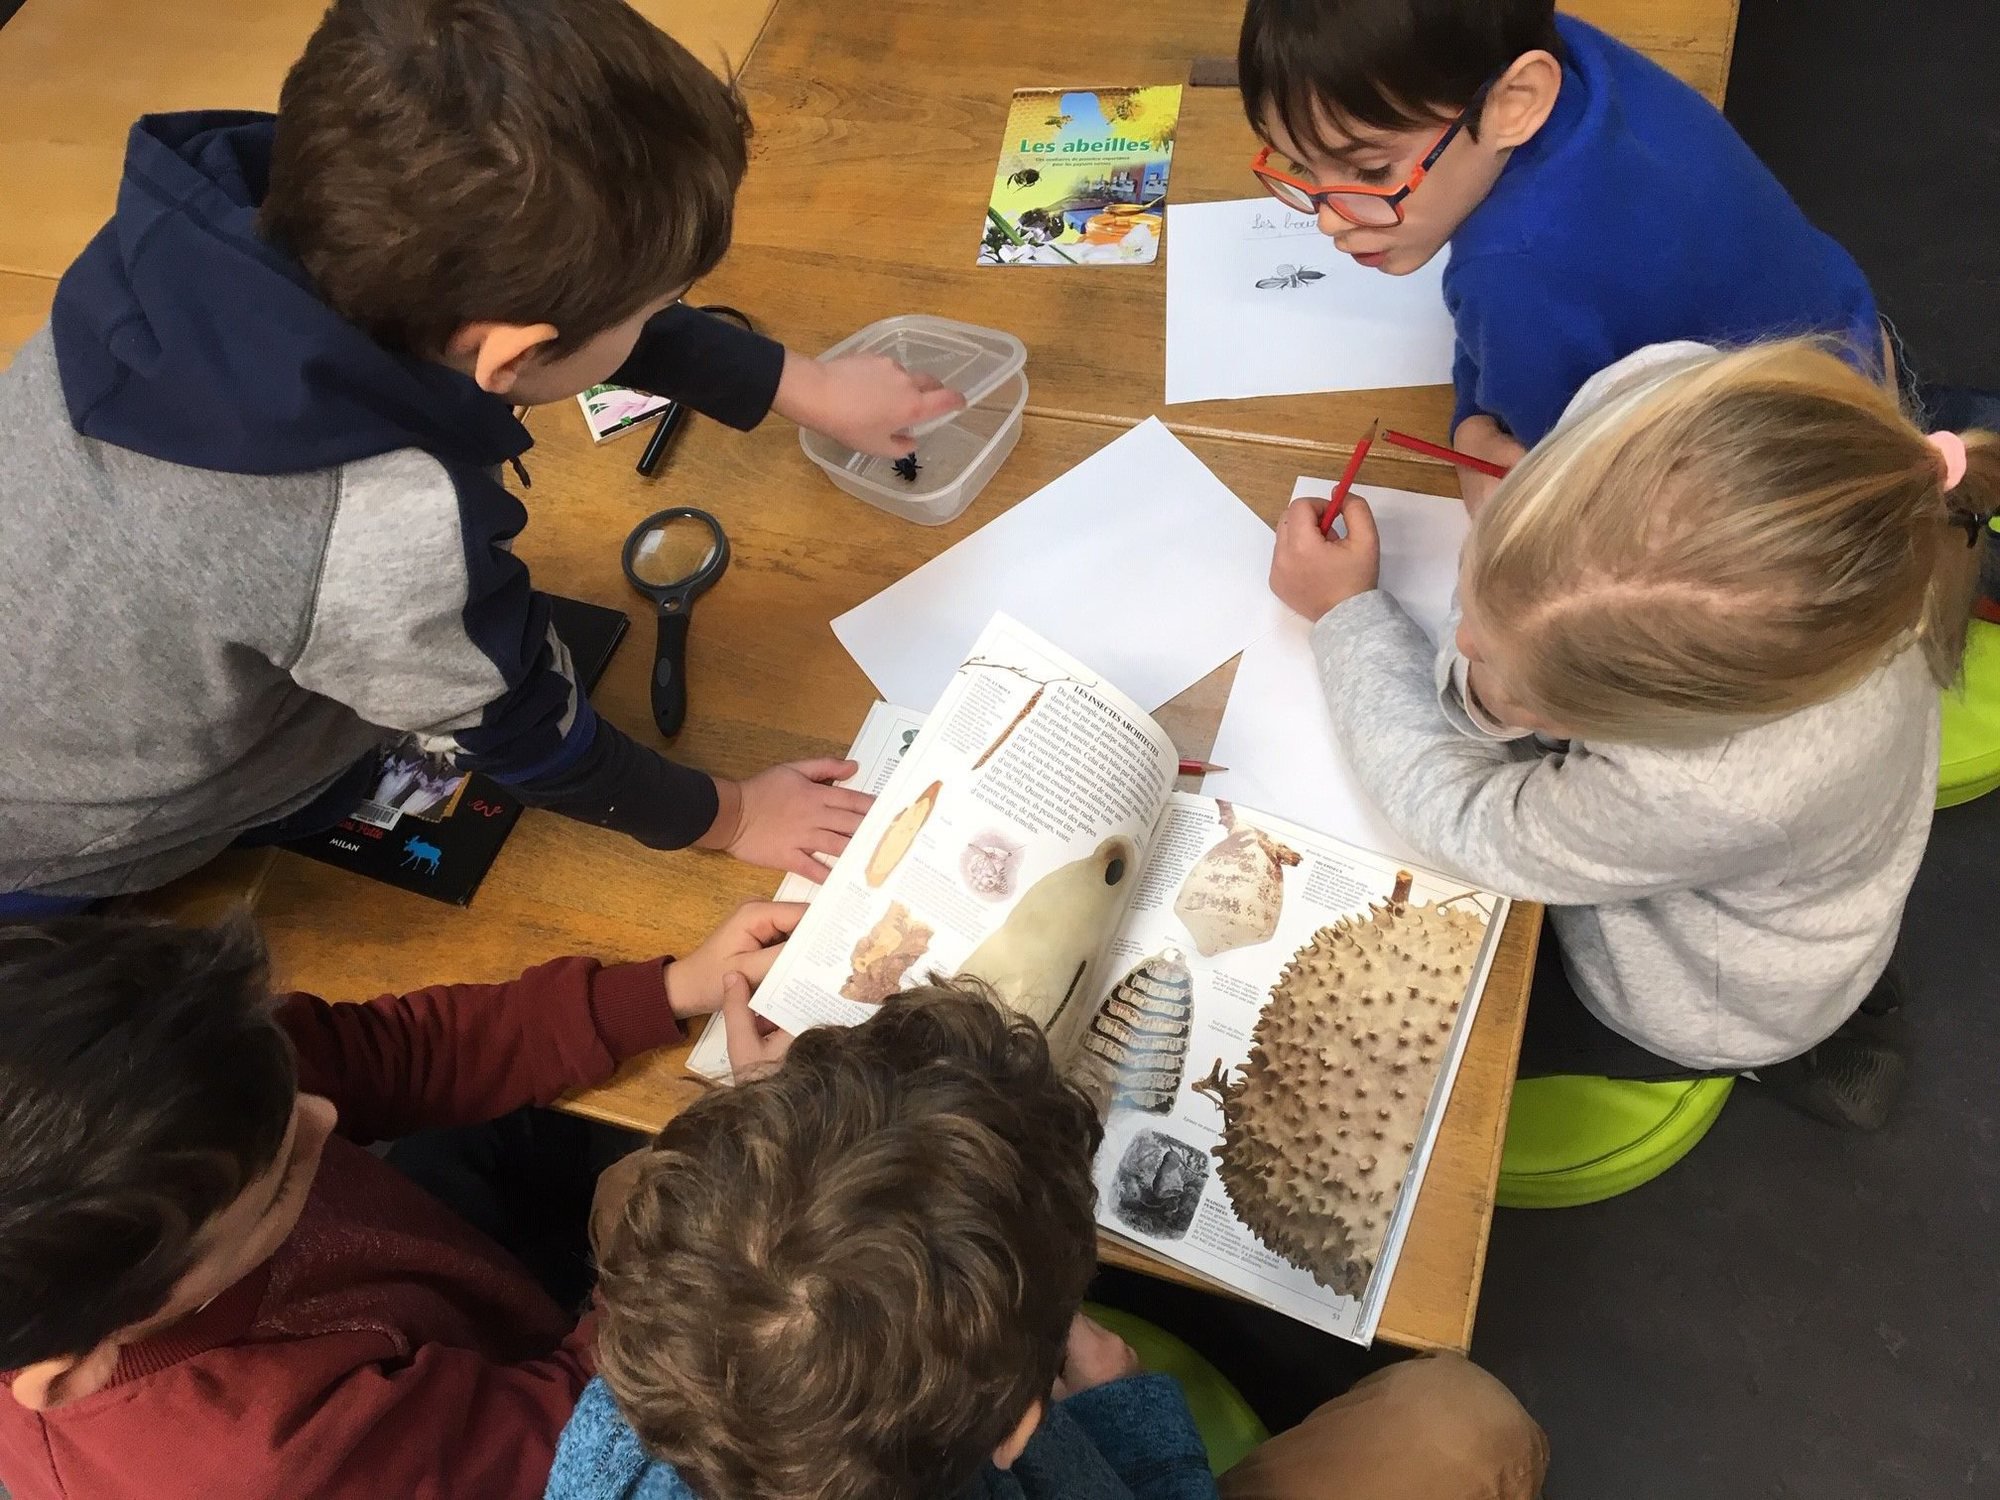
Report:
621,507,730,738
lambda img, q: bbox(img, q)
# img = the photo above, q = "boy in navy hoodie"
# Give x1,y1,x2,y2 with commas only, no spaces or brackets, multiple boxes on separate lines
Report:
551,984,1548,1500
1237,0,1880,506
0,0,959,910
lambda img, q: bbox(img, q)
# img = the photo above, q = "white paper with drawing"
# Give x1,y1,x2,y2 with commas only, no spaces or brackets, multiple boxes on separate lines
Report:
747,614,1508,1343
1164,198,1456,404
831,418,1284,713
1206,479,1470,867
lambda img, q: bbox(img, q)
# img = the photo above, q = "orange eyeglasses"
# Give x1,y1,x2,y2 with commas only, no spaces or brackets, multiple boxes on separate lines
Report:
1249,84,1491,227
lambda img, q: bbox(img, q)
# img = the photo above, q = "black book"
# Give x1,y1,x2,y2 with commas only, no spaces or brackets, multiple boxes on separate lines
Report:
285,596,630,906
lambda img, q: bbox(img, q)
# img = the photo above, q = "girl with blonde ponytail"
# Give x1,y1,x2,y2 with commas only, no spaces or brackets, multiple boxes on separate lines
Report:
1269,339,1995,1128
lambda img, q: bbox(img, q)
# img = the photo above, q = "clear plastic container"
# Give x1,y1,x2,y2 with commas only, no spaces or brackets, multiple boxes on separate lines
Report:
800,315,1030,526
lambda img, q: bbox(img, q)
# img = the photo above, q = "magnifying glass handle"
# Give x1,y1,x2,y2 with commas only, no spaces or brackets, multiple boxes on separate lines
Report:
651,606,693,738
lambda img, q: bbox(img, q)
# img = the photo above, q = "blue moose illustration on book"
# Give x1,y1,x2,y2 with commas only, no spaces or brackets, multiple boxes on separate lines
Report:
400,836,443,876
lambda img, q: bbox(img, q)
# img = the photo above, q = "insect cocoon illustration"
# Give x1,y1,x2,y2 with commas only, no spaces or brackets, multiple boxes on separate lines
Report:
866,780,942,888
1194,884,1487,1297
1173,801,1302,956
1069,948,1194,1115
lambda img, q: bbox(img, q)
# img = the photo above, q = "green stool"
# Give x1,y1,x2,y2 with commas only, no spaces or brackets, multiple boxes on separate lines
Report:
1495,1074,1735,1209
1938,618,2000,807
1083,1303,1268,1475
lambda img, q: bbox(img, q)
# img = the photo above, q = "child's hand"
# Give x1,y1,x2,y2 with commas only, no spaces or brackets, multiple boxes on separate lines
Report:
1270,495,1381,621
701,759,874,881
773,350,968,458
664,899,807,1020
1051,1314,1141,1399
719,971,793,1079
1451,416,1527,516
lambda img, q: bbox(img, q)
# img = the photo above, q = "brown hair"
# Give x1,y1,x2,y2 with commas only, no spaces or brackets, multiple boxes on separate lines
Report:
0,916,295,1367
1466,339,1995,742
1239,0,1562,153
261,0,750,355
594,985,1104,1500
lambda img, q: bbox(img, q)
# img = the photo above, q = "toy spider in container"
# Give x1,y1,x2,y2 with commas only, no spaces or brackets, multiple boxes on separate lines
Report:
892,452,922,483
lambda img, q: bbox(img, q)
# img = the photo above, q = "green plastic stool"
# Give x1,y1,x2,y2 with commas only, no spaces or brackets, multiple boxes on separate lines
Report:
1495,1074,1735,1209
1938,618,2000,807
1083,1303,1268,1474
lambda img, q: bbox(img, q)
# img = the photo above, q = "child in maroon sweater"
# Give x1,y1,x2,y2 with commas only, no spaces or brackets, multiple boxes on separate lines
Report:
0,902,799,1500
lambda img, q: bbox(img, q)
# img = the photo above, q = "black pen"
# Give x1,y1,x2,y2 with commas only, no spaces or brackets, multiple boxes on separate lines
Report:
635,399,690,476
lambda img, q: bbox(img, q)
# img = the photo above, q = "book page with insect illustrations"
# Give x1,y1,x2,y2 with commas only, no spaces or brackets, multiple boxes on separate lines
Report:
1164,197,1456,404
748,615,1181,1062
684,699,927,1085
1086,796,1509,1344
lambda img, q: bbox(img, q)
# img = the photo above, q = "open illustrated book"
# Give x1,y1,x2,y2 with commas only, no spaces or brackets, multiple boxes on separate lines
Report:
687,615,1507,1345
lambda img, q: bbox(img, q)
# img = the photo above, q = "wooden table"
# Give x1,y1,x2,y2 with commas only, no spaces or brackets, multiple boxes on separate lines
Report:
88,0,1756,1350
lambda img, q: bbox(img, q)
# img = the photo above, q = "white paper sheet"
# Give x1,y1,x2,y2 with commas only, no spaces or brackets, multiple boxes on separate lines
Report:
1205,478,1470,864
832,418,1286,712
1164,198,1456,405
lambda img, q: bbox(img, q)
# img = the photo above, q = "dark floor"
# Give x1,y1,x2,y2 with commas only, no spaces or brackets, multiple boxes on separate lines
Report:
1726,0,2000,392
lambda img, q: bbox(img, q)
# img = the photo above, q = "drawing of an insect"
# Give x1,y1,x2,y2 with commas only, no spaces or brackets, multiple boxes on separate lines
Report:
892,453,922,483
1046,113,1071,127
1007,167,1041,188
1109,95,1138,120
1255,263,1328,290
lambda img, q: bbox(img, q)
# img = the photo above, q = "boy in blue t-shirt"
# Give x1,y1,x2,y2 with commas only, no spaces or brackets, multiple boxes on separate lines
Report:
1237,0,1879,506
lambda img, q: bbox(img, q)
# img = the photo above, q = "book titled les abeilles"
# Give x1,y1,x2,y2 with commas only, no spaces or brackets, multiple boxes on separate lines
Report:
980,86,1182,267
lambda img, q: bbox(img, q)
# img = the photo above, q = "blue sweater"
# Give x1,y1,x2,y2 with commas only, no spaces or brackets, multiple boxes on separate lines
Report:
1446,16,1879,445
545,1375,1220,1500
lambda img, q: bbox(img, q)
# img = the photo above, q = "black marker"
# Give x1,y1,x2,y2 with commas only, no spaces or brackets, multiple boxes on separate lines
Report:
635,400,690,477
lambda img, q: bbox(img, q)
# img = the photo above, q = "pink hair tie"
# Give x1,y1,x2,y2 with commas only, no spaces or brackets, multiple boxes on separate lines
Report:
1928,431,1969,491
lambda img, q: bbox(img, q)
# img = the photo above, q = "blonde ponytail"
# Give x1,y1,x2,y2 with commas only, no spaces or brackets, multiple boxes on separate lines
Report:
1466,339,1991,743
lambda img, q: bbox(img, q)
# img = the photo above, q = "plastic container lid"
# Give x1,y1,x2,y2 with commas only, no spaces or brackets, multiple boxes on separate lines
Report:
815,314,1028,439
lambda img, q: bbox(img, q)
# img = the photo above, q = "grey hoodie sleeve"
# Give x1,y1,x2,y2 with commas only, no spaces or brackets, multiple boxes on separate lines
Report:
1309,590,1793,903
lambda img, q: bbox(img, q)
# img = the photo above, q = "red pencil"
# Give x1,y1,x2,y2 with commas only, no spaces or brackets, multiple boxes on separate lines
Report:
1321,419,1379,536
1178,759,1229,776
1380,427,1511,479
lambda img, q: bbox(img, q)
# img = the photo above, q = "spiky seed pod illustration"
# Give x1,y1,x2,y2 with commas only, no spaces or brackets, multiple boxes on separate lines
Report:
1069,948,1194,1114
1174,800,1302,956
1194,876,1488,1297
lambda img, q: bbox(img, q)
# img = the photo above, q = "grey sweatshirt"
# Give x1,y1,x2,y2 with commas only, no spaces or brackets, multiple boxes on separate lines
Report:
1313,594,1935,1068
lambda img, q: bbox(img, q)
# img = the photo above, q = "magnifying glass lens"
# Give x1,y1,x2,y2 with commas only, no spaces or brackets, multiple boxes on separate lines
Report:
630,517,721,588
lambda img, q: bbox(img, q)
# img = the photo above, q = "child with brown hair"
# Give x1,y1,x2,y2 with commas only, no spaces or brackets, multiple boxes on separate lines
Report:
1270,338,1997,1127
0,900,802,1500
553,984,1548,1500
0,0,960,915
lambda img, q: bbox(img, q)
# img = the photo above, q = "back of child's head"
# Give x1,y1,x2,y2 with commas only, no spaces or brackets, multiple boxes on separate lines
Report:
0,916,295,1369
594,984,1104,1500
1239,0,1560,152
261,0,750,355
1467,339,1997,742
